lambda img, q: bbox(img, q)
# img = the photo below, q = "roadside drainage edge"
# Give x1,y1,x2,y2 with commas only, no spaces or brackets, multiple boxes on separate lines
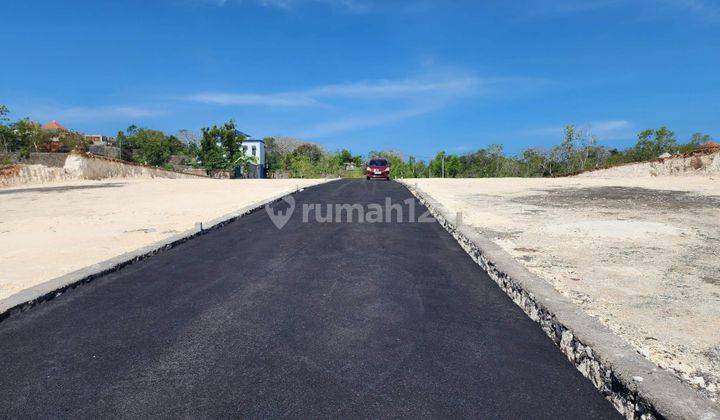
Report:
401,180,719,420
0,179,337,323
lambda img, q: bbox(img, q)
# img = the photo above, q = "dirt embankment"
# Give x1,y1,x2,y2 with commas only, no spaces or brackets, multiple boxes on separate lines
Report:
578,148,720,178
0,164,73,187
1,152,205,188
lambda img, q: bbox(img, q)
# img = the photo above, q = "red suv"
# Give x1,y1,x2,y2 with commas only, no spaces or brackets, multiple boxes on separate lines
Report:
366,158,391,180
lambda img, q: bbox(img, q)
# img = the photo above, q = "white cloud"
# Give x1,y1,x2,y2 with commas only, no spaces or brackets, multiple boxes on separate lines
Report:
186,0,372,12
187,92,318,106
187,73,548,137
187,76,488,107
591,119,631,132
310,77,481,97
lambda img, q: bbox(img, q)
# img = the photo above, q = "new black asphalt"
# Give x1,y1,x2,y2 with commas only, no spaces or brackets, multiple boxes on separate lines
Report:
0,179,619,418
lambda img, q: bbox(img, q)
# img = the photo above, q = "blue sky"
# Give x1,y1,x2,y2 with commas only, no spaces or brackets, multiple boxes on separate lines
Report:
1,0,718,158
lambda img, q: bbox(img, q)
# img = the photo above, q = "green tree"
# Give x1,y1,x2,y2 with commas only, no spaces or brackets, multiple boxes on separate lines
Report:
337,149,353,165
633,127,678,161
120,127,181,166
0,105,16,153
521,149,546,177
13,119,49,157
429,151,446,177
445,154,461,177
198,130,226,171
293,143,323,163
198,120,247,171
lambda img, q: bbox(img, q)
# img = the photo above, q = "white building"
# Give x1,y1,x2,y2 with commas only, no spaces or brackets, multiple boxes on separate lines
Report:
242,139,265,165
241,139,266,178
84,134,113,145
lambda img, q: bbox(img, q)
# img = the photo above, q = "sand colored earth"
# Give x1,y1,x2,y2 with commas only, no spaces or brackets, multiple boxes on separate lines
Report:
0,178,328,301
401,176,720,401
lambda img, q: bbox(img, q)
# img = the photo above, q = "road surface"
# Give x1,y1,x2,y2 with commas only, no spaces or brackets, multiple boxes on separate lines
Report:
0,180,619,418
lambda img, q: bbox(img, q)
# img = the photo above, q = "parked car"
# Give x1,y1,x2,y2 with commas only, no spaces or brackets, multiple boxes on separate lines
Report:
366,158,391,180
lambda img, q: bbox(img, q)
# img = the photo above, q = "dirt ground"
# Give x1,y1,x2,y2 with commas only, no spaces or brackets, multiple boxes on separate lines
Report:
0,178,328,301
402,176,720,401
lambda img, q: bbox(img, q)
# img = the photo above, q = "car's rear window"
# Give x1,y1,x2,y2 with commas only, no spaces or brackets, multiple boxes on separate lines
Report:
369,159,388,166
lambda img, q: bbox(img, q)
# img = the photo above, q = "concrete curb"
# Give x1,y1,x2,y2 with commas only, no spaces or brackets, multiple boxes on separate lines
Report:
0,179,337,323
399,180,719,420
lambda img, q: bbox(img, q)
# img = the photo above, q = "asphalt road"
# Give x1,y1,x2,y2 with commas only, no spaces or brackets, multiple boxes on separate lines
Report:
0,179,619,419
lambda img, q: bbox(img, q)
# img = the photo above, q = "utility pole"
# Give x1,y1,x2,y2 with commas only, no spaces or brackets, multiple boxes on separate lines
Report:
441,155,445,178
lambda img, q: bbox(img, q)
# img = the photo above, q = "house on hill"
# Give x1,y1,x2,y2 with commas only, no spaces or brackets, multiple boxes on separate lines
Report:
41,120,68,131
41,120,70,152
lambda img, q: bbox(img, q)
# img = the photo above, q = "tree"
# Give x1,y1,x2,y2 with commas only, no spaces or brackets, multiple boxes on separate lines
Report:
0,104,15,153
177,129,200,159
337,149,353,164
555,125,579,173
445,154,461,177
577,126,597,171
521,148,546,177
632,127,678,161
487,143,504,176
429,151,446,177
679,132,712,153
293,143,323,163
115,126,185,167
197,119,246,171
0,105,9,124
13,119,50,157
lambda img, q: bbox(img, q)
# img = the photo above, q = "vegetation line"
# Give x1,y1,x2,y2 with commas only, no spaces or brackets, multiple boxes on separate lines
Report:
0,104,713,178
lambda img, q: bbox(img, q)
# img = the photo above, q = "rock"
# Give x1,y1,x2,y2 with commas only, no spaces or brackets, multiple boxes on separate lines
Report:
690,376,706,388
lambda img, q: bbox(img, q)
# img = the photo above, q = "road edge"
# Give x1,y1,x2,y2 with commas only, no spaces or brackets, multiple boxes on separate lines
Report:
0,179,338,323
400,180,719,420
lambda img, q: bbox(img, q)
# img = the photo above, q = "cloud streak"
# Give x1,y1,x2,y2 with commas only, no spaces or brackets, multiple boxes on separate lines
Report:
186,75,526,107
185,0,372,12
187,73,549,138
187,92,319,106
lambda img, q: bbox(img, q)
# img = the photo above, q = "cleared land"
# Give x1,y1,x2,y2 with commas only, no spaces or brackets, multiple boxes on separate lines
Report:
401,176,720,401
0,178,328,301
